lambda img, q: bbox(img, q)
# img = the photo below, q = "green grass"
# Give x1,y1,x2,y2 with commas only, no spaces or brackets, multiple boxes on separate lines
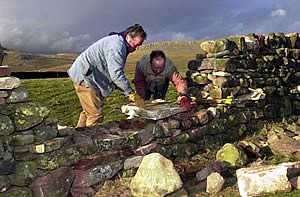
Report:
20,76,178,126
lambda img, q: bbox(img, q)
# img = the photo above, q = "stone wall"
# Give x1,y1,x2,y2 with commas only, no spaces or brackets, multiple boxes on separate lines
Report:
187,32,300,120
1,32,300,196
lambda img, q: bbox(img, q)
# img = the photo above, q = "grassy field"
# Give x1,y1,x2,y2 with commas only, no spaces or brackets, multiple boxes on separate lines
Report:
4,41,204,73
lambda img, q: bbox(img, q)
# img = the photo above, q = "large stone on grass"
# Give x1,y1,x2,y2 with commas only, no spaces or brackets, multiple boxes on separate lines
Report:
216,143,248,167
12,102,51,131
29,167,74,197
0,187,32,197
130,153,183,197
0,114,14,136
206,172,225,194
0,77,20,89
236,162,300,197
10,161,37,186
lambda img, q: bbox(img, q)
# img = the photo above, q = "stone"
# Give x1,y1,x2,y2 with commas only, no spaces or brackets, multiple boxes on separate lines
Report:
130,153,183,197
206,172,225,194
0,91,8,98
29,138,66,154
13,145,30,153
238,140,261,158
134,142,158,155
0,187,32,197
124,156,144,170
186,125,208,139
10,161,37,186
57,125,75,136
11,102,51,131
216,143,248,167
290,176,300,189
188,58,239,72
0,66,10,77
236,162,299,197
0,159,15,175
0,114,14,136
267,132,300,159
196,161,229,182
0,77,20,90
73,161,123,188
121,103,186,120
93,133,127,151
14,152,39,161
0,175,10,193
6,86,29,103
11,134,34,146
32,124,58,143
37,146,81,170
74,150,121,170
29,167,74,197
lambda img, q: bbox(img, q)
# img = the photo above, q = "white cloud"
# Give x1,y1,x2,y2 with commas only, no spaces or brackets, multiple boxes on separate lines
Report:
270,9,287,17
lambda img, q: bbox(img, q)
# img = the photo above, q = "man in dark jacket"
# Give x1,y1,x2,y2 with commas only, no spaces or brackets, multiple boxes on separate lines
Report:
68,24,147,127
133,50,191,111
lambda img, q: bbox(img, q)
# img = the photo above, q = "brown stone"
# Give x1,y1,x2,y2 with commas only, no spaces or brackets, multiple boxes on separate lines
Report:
30,167,74,197
0,66,10,77
74,150,121,170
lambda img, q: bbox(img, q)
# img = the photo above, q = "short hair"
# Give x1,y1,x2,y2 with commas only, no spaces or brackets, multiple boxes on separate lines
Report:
124,24,147,40
150,50,166,63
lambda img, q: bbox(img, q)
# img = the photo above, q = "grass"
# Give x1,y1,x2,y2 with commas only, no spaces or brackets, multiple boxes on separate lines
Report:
20,76,178,126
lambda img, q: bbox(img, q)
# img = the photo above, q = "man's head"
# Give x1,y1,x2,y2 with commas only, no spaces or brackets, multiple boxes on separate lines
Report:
124,24,147,53
150,50,166,74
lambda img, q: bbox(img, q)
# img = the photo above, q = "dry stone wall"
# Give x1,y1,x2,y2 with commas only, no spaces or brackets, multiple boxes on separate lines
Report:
1,32,300,196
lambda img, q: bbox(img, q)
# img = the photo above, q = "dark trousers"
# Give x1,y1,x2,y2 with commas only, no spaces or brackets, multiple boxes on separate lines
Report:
144,81,169,100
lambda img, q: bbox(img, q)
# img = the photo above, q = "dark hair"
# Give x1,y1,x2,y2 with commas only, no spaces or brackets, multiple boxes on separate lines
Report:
124,24,147,40
150,50,166,63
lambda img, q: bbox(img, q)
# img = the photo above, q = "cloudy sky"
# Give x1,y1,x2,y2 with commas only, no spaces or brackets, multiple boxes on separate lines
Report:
0,0,299,53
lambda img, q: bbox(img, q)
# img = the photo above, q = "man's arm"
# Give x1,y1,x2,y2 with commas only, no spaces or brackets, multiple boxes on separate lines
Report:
169,69,188,96
106,49,134,96
132,61,146,99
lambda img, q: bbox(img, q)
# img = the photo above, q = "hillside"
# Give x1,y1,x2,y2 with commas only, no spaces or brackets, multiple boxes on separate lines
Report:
2,41,204,73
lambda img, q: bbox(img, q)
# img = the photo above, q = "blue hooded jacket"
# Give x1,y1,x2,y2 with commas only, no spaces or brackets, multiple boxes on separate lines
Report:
68,34,134,98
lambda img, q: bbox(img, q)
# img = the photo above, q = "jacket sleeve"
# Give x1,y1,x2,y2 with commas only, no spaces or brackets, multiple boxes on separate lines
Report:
105,49,134,96
169,69,188,96
132,61,146,99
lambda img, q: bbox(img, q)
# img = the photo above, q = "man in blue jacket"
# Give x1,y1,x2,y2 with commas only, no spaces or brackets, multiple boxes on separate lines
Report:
68,24,147,128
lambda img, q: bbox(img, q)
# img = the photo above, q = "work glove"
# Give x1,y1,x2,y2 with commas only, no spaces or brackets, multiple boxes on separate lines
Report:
128,93,145,108
177,95,192,111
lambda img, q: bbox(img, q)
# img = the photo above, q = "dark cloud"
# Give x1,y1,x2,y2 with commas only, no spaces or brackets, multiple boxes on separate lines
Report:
0,0,299,53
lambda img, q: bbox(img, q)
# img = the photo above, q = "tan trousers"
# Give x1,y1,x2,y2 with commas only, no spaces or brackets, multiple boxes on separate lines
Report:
73,82,103,127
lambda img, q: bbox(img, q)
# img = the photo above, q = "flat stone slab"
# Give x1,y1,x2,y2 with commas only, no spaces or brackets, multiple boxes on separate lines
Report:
121,101,186,120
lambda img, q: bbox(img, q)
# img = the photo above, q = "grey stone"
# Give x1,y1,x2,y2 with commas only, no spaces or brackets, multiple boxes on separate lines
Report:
0,114,14,136
124,156,144,170
6,86,29,103
206,172,225,194
0,186,32,197
10,161,37,186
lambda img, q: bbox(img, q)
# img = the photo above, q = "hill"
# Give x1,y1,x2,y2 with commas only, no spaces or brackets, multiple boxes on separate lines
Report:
2,41,204,73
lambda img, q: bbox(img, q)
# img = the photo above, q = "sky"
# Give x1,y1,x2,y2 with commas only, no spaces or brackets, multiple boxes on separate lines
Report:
0,0,299,53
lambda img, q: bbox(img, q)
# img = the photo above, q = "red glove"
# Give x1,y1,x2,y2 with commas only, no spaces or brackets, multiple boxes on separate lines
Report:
178,96,191,111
